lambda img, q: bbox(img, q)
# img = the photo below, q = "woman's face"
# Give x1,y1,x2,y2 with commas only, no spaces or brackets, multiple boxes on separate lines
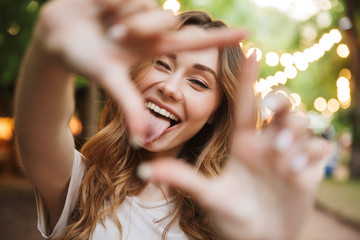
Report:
137,27,222,156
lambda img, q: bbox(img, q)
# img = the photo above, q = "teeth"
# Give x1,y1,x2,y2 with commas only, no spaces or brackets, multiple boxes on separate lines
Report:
146,101,179,122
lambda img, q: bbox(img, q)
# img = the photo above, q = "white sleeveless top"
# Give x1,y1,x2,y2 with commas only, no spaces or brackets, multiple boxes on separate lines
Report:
35,150,190,240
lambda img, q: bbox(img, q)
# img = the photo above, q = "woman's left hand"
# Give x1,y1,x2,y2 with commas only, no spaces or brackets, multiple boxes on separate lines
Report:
140,54,326,240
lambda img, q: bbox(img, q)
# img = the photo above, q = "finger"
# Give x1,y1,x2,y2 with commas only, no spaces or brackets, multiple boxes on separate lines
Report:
289,147,325,192
116,0,158,18
263,92,292,123
138,159,214,208
122,10,177,38
305,137,327,164
283,137,326,176
99,62,148,141
231,133,267,173
96,0,156,14
97,0,158,25
235,53,258,130
282,113,310,140
153,28,249,54
272,114,309,153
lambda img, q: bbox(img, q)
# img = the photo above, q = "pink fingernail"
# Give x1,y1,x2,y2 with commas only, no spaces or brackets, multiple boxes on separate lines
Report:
274,129,294,152
264,94,281,111
129,135,143,149
137,163,152,180
290,153,309,172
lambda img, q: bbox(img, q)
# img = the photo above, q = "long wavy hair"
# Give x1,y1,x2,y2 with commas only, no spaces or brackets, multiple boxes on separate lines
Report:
60,11,245,240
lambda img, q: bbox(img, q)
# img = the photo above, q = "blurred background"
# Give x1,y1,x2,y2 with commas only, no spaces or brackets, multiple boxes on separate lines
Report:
0,0,360,239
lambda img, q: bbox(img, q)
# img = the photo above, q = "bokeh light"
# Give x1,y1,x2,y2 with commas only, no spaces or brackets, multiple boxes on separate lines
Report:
69,116,83,136
0,117,14,141
339,68,352,79
290,93,302,107
275,71,287,85
314,97,327,112
316,11,332,28
265,52,279,66
280,53,294,67
163,0,180,14
327,98,340,113
337,77,350,88
284,66,298,79
27,1,39,13
329,29,342,43
7,22,20,36
337,44,350,58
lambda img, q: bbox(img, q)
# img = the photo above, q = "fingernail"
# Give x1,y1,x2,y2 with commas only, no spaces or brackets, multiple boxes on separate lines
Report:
290,153,309,172
129,135,143,149
274,129,294,152
137,163,152,180
263,94,281,112
107,24,128,40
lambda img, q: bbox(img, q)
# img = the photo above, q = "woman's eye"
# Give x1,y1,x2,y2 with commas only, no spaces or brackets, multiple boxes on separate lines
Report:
189,79,210,89
156,60,171,71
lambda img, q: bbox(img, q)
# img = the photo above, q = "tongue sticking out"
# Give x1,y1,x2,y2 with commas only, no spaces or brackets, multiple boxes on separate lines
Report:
143,110,171,144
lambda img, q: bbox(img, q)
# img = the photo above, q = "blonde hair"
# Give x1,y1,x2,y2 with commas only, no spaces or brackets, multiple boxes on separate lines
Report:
60,11,245,240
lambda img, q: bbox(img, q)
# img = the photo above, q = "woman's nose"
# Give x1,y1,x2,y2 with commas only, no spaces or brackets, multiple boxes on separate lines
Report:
158,77,183,102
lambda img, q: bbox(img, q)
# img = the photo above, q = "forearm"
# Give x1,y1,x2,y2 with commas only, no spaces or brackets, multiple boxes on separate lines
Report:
15,36,76,185
16,40,73,131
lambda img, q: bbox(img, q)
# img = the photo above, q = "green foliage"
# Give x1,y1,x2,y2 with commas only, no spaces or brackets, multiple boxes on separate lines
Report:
0,0,46,89
0,0,89,92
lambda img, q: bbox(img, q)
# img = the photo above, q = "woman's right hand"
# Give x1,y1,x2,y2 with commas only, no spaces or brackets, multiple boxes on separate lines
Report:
34,0,248,140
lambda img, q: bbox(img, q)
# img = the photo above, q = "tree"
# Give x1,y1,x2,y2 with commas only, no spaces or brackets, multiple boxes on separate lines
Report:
344,0,360,178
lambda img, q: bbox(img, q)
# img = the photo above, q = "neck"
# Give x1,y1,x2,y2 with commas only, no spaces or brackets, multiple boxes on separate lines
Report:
134,146,182,202
136,181,172,202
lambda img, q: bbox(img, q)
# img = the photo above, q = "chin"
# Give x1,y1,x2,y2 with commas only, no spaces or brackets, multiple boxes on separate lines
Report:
141,140,183,158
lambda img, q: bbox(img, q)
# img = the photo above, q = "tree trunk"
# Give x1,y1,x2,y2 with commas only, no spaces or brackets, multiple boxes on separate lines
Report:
75,82,99,149
345,0,360,178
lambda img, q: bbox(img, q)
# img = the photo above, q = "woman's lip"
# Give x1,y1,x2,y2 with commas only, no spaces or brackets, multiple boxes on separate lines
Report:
145,97,182,122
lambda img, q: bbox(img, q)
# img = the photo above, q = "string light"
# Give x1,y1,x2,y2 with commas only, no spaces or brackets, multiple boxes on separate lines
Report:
280,53,294,67
327,98,340,113
163,0,180,14
69,116,82,136
0,117,14,141
290,93,302,107
265,52,280,66
314,97,327,112
339,68,351,79
253,27,349,112
337,44,350,58
337,76,351,107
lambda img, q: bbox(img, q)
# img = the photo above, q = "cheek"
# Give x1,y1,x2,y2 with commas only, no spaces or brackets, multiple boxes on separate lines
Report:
137,69,159,93
185,93,220,122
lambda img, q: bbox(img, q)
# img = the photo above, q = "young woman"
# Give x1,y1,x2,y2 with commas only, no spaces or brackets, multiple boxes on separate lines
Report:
15,0,325,239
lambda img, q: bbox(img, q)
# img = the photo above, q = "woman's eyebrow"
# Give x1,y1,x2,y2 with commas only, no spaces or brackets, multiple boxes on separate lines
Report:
192,63,218,81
